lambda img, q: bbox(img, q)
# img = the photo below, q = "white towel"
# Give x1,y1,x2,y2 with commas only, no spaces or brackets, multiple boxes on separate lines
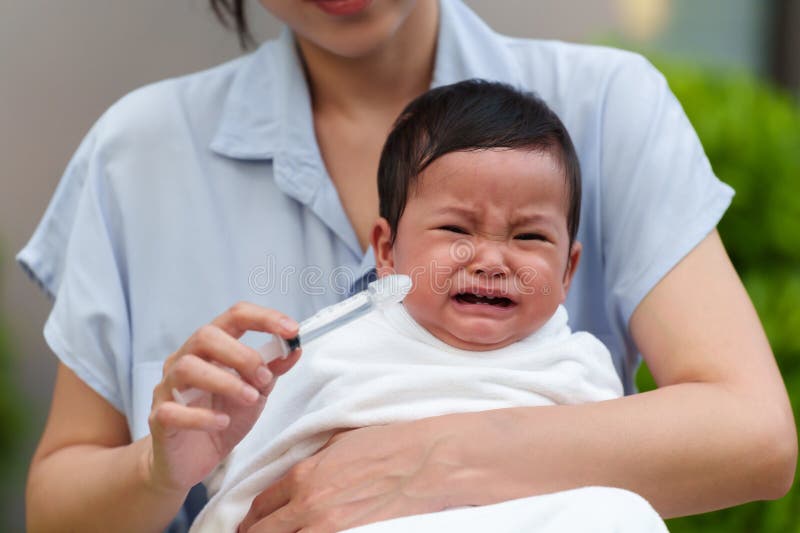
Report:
342,487,668,533
191,303,640,531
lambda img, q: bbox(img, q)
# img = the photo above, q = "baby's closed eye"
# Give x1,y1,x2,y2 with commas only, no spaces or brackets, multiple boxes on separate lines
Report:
438,225,469,235
514,233,547,241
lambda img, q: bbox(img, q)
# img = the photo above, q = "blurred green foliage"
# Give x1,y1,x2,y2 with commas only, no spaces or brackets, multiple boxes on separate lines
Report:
0,256,26,476
0,322,24,459
636,60,800,532
0,251,31,533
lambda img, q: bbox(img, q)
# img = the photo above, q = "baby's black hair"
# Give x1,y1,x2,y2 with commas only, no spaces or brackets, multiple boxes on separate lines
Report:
378,79,582,246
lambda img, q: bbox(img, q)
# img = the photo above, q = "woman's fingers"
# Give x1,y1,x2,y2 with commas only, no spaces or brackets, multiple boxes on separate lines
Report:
166,354,262,405
266,349,302,378
182,324,274,390
161,348,303,415
151,302,303,441
212,301,299,340
150,400,231,433
239,473,293,532
171,302,299,389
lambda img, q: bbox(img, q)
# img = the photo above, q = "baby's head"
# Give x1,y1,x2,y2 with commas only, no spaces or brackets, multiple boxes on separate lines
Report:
371,80,582,351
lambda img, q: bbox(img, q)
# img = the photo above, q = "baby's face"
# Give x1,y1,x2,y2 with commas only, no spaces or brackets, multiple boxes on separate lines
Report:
372,148,581,351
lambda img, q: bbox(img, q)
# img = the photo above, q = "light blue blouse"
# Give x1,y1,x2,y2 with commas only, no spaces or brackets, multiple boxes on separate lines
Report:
18,0,733,441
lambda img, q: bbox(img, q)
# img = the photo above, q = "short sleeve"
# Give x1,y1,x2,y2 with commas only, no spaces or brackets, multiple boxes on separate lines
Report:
21,128,132,414
17,125,100,299
599,55,735,329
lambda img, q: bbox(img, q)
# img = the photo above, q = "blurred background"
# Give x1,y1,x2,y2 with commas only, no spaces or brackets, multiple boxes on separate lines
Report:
1,0,798,530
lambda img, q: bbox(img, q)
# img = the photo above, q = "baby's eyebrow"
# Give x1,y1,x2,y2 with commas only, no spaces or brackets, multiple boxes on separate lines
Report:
431,207,559,229
511,213,557,226
432,206,478,219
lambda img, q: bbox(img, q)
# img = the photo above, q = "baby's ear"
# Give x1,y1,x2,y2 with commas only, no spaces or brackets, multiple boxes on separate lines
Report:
561,241,582,297
370,218,396,276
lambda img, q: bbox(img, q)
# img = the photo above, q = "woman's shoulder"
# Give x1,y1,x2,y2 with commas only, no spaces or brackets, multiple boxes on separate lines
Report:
90,55,248,150
497,35,666,110
493,35,675,166
504,35,658,82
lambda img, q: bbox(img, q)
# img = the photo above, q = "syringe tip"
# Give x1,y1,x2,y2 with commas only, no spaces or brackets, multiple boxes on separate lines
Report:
367,274,413,306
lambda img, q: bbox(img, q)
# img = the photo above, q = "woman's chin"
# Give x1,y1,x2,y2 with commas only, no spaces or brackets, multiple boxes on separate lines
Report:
299,24,401,59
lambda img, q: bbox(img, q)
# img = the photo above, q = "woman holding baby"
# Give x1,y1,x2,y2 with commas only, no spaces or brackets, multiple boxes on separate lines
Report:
20,1,795,531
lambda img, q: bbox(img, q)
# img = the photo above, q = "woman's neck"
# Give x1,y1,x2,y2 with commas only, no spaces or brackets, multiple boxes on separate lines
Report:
297,0,439,119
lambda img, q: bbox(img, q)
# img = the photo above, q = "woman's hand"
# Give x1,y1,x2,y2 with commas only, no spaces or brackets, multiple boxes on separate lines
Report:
147,302,302,494
238,419,464,533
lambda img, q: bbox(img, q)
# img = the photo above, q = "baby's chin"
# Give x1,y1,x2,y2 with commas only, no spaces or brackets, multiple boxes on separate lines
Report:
401,298,537,351
426,323,527,352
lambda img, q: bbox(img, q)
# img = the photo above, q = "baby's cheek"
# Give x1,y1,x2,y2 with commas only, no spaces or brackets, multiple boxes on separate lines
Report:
407,278,443,310
513,257,559,296
514,265,542,296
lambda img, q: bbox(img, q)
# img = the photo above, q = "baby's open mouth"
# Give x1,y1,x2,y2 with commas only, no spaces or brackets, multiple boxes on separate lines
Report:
454,292,515,308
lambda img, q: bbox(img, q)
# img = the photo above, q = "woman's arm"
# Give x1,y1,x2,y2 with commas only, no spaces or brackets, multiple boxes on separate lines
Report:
27,303,301,533
27,364,186,533
621,229,797,512
240,230,796,531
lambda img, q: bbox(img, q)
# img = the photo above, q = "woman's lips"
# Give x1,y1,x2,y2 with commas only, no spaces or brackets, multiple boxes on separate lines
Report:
309,0,373,16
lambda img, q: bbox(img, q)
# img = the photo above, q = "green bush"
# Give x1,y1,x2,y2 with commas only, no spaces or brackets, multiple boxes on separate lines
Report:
0,251,33,533
636,60,800,532
0,321,24,463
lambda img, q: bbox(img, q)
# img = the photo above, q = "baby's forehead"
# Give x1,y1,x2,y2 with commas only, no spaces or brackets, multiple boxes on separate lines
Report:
411,148,570,196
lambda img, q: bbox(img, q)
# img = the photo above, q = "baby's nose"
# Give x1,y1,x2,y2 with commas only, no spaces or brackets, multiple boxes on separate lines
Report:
468,242,511,277
473,263,510,277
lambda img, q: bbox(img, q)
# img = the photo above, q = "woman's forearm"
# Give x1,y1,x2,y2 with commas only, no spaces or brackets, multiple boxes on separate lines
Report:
26,436,186,533
430,382,796,518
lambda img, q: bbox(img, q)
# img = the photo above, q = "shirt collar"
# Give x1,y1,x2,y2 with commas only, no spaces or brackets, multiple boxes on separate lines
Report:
210,28,316,162
210,0,522,162
211,28,339,240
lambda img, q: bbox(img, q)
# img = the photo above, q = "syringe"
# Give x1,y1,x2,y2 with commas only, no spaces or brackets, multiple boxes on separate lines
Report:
171,274,412,406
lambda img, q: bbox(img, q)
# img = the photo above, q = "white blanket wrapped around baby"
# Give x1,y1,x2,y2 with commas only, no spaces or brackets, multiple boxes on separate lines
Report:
191,304,666,532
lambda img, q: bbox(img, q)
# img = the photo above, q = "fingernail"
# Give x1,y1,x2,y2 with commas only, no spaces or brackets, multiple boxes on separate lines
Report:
280,317,298,332
256,365,273,386
215,414,230,429
242,384,259,403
